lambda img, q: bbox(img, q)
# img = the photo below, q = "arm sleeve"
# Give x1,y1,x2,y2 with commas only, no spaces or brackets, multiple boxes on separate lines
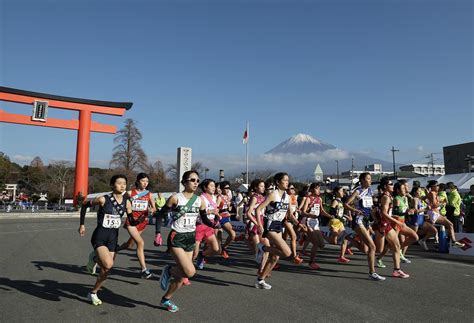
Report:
199,209,215,228
80,201,92,225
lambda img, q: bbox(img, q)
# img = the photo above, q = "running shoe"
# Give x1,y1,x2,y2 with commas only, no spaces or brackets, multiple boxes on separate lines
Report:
196,254,205,270
160,299,179,312
86,251,96,275
87,292,102,306
273,263,280,270
369,272,386,281
418,239,429,251
376,259,386,268
452,241,465,248
337,256,350,263
182,277,191,286
392,270,410,279
159,265,171,291
345,248,353,256
255,279,272,290
154,233,163,247
309,262,320,270
400,253,411,264
222,248,229,259
293,255,304,264
256,243,264,264
141,269,152,279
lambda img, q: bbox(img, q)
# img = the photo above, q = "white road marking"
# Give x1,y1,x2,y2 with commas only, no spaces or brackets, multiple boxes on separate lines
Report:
0,227,77,234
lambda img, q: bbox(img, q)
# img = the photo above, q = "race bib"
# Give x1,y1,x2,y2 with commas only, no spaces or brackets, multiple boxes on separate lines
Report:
311,204,320,216
180,214,198,230
132,199,148,212
362,196,373,208
102,213,121,229
337,207,344,218
271,211,286,222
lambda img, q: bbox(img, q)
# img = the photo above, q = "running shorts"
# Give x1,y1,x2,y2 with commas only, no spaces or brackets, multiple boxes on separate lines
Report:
195,224,215,242
91,227,119,252
329,218,345,232
168,230,196,252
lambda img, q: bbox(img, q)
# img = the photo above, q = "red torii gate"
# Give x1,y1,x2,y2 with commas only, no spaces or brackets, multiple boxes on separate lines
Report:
0,86,132,202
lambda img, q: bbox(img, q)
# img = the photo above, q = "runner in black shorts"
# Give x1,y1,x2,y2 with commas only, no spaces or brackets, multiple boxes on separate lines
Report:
78,174,132,305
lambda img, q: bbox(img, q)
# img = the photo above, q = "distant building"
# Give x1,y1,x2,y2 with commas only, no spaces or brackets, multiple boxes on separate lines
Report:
314,164,324,182
341,164,392,177
365,164,383,172
443,142,474,174
399,164,445,176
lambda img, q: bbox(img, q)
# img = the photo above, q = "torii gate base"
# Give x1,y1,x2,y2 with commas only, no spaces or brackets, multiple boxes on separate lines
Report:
0,87,132,203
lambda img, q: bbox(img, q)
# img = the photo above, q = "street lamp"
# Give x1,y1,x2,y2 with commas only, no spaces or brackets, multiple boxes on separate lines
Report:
335,160,339,184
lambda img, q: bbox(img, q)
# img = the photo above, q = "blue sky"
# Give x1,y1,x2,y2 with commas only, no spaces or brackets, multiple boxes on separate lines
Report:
0,0,472,176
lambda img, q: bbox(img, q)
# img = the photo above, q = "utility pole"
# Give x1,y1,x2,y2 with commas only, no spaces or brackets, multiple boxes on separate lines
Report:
335,160,340,185
351,158,355,189
391,146,399,179
425,152,442,176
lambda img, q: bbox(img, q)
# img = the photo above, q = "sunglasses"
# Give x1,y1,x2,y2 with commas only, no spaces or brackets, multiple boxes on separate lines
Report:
388,183,394,186
224,186,230,189
186,178,200,183
289,187,295,190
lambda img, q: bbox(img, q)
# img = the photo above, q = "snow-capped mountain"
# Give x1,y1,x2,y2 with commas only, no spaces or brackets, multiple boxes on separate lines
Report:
262,133,394,179
265,133,335,154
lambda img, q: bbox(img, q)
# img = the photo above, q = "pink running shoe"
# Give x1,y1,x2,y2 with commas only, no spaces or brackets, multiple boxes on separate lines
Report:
182,277,191,286
309,262,320,270
337,256,350,263
154,233,163,247
392,270,410,279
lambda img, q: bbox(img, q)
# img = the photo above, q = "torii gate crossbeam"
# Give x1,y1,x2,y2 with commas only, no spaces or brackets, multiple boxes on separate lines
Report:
0,86,132,203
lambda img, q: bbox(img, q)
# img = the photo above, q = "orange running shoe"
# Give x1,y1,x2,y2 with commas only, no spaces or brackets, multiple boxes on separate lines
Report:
345,248,353,256
293,255,304,264
222,248,229,259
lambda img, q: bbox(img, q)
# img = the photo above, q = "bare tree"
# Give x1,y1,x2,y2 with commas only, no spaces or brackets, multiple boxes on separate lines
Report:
48,160,73,204
110,119,148,174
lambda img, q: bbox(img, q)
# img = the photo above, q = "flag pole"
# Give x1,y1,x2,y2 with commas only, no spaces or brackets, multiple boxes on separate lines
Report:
246,122,249,185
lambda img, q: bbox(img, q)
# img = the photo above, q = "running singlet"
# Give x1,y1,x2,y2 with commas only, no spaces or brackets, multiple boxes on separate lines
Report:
130,189,152,218
201,193,218,223
265,190,289,222
356,187,374,216
219,194,231,218
171,193,201,233
97,194,126,229
306,195,322,229
247,193,266,232
330,198,345,219
393,195,408,218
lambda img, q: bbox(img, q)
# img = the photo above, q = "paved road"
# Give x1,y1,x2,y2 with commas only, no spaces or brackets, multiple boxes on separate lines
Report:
0,218,473,322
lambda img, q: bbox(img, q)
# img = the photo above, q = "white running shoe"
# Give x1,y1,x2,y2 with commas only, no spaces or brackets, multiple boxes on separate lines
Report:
452,241,465,248
418,240,429,251
256,243,264,265
87,292,102,306
255,279,272,290
400,253,412,264
369,272,386,281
